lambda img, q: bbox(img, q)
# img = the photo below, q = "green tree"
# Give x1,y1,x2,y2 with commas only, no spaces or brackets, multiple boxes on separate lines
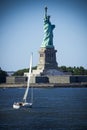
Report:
13,68,29,76
67,67,73,74
60,66,67,72
0,68,8,83
59,66,87,75
79,66,85,75
12,66,37,76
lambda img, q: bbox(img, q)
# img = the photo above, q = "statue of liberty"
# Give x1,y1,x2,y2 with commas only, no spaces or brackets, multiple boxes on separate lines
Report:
41,7,55,48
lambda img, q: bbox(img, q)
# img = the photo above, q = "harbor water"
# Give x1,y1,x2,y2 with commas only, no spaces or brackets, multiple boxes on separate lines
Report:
0,87,87,130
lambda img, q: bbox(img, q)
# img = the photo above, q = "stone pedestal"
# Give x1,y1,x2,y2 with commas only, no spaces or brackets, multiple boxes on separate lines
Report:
37,47,58,70
32,47,64,76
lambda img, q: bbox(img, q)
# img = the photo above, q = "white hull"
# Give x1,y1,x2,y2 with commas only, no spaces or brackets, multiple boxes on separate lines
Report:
13,102,32,109
13,104,20,109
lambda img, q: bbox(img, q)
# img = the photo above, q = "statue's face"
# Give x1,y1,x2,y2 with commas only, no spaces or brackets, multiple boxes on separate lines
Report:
44,17,48,22
44,16,50,23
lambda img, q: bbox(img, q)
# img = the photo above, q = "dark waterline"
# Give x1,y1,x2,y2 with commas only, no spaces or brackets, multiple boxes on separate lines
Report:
0,87,87,130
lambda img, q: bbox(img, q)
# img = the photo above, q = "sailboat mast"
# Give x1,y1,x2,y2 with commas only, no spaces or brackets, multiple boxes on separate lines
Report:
23,53,33,101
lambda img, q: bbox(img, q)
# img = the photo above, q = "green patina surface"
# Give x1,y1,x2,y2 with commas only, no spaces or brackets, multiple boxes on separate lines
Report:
41,7,55,48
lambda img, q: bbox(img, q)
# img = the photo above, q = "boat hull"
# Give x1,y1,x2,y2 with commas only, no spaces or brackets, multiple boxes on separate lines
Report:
13,104,20,109
13,102,32,109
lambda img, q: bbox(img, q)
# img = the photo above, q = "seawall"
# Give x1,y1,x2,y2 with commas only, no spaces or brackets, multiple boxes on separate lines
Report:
0,83,87,88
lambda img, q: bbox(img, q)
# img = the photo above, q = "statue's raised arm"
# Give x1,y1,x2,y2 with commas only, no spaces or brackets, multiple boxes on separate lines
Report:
41,7,55,48
45,6,47,18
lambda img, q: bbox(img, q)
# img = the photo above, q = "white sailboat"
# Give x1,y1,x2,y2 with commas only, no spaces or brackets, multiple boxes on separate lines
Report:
13,53,33,109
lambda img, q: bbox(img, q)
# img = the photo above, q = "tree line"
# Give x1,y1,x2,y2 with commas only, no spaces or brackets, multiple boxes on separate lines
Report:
58,66,87,75
12,66,37,76
13,66,87,76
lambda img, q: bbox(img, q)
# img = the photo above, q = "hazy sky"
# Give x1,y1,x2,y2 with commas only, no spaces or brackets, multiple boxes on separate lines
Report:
0,0,87,71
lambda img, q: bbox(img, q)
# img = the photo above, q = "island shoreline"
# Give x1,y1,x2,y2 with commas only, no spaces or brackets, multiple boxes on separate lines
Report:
0,83,87,88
